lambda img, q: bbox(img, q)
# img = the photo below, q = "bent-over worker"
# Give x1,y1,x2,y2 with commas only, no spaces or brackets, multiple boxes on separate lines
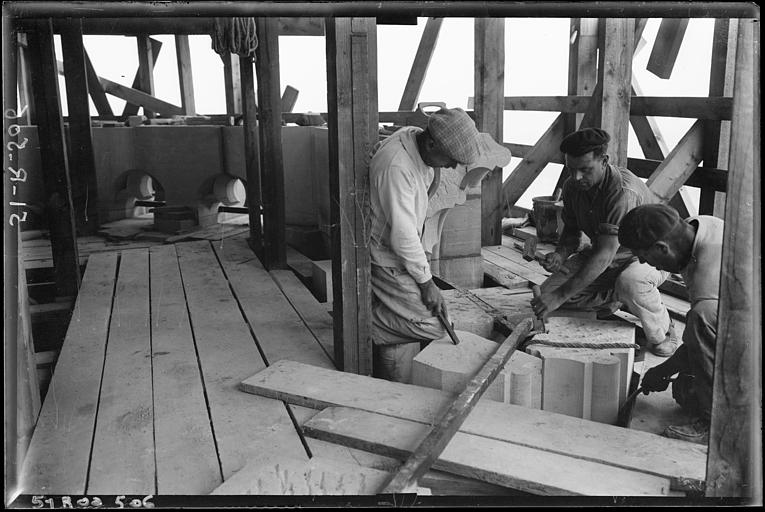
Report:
368,107,511,382
619,203,723,444
531,128,679,357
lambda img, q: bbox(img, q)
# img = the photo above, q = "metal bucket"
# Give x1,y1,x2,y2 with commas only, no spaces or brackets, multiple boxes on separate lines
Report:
532,195,564,243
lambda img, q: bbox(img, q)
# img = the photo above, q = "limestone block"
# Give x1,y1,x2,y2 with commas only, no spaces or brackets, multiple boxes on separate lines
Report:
503,350,543,409
412,331,503,401
528,316,635,406
440,290,494,338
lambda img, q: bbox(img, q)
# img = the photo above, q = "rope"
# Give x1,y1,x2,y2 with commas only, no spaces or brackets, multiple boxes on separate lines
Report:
211,17,258,59
526,340,641,350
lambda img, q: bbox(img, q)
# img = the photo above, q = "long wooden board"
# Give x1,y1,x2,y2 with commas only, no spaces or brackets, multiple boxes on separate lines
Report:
481,247,548,285
213,238,333,369
19,252,118,494
149,245,222,494
241,360,707,491
305,407,670,496
89,249,155,494
176,241,307,480
270,269,335,364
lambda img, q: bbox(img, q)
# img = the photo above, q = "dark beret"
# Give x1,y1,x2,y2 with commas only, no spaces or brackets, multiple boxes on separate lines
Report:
560,127,611,156
618,203,683,249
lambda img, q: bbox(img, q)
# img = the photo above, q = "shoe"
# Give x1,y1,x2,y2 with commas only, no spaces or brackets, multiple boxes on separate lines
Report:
662,418,709,445
649,324,681,357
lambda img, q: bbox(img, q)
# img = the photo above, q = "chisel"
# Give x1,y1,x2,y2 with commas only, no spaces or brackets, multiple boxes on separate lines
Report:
437,310,460,345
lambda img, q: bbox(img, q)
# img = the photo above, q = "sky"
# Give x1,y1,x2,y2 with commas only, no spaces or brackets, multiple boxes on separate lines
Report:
53,17,716,210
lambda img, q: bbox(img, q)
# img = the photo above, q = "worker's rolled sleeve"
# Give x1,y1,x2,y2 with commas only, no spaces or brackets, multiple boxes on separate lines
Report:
377,165,433,284
598,187,642,236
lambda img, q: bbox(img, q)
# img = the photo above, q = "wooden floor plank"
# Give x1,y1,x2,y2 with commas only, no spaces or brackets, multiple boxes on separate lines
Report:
270,269,335,365
241,360,707,491
19,252,119,495
88,249,155,495
175,241,307,480
149,244,222,494
304,407,671,496
213,238,333,369
481,245,547,284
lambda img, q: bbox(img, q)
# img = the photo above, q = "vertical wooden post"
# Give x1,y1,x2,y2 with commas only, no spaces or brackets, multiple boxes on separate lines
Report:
136,34,156,118
706,17,761,500
567,18,598,133
60,18,99,234
122,37,161,118
174,34,196,115
255,17,286,270
325,17,377,375
596,18,634,167
398,17,443,111
700,18,737,217
16,33,35,125
27,19,81,297
474,17,505,247
4,14,21,502
223,51,243,115
240,55,263,258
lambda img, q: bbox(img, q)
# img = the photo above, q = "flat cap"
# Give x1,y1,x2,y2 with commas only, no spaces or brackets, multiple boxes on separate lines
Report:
427,107,511,170
560,127,611,156
618,203,684,249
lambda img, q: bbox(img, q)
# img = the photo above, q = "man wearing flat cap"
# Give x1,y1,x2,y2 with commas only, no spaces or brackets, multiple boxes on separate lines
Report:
618,203,724,444
531,127,679,356
368,107,511,382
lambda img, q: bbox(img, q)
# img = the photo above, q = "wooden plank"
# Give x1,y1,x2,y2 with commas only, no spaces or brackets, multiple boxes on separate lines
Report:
500,114,566,211
630,77,693,218
135,35,156,118
122,36,162,118
326,18,376,374
596,18,634,167
240,55,263,255
149,245,222,494
83,51,113,116
100,76,183,118
285,245,314,283
280,84,299,113
19,252,118,494
214,238,333,369
222,51,242,115
26,19,81,297
382,319,533,492
646,18,689,79
305,407,671,496
176,241,307,480
241,359,708,491
211,451,390,495
270,269,335,363
482,259,529,289
88,249,154,495
706,17,761,499
568,18,598,131
60,18,100,234
498,95,733,120
174,34,196,115
700,18,736,216
255,17,287,269
506,142,728,192
474,17,505,246
646,120,704,203
482,245,549,284
398,17,443,111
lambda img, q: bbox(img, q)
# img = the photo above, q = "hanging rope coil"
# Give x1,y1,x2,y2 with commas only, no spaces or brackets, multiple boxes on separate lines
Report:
211,17,258,59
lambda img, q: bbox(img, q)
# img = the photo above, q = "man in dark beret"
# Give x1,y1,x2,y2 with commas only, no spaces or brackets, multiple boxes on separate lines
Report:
618,203,724,444
531,127,679,356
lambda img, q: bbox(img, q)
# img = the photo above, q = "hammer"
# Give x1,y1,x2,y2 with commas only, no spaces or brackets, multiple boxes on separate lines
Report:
531,284,548,334
521,239,570,275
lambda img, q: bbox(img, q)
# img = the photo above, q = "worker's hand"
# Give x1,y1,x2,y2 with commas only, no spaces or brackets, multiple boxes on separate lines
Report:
418,279,446,317
531,289,565,319
540,251,566,273
641,366,674,395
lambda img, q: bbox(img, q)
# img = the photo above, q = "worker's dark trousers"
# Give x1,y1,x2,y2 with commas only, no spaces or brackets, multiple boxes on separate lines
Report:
674,299,717,420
